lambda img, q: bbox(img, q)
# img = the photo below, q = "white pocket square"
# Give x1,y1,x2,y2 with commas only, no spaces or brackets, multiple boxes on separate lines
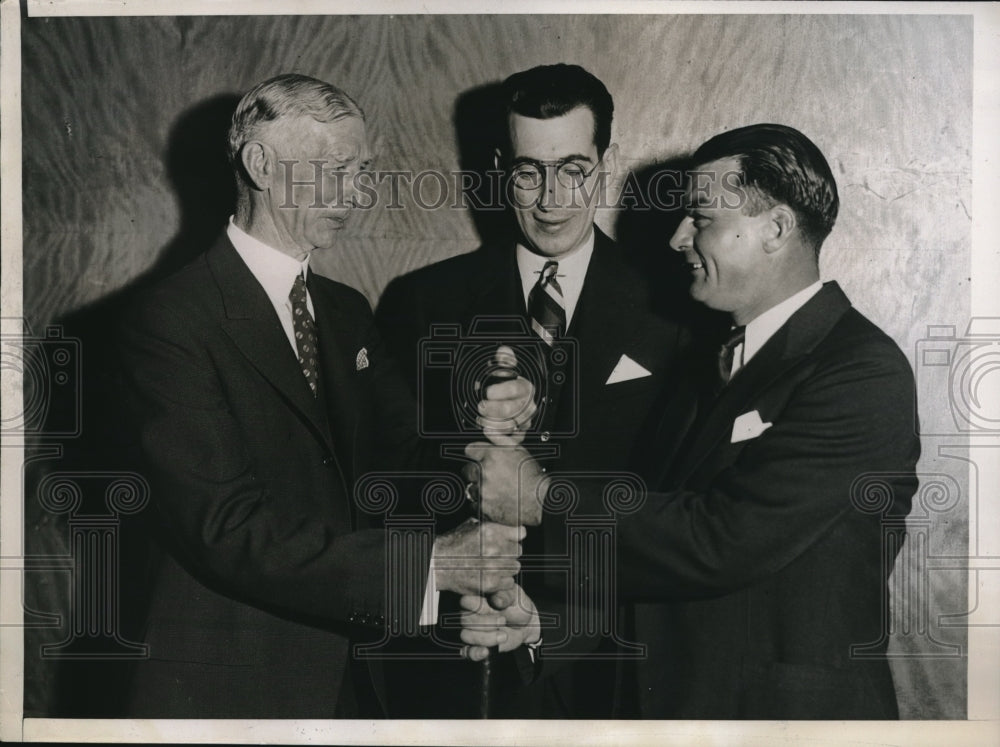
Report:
731,410,772,443
356,347,369,371
605,354,652,385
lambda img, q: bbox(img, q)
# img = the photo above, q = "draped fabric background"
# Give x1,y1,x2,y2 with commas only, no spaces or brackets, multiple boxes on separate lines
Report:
19,14,971,718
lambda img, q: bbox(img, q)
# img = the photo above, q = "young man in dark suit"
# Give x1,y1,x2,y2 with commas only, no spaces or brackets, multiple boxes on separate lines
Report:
118,74,531,719
376,64,691,717
464,123,921,719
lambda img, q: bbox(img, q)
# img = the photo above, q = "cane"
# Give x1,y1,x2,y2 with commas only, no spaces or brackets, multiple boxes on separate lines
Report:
476,363,520,719
479,650,493,718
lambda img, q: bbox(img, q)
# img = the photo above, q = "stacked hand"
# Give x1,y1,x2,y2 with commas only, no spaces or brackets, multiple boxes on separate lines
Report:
433,518,525,597
458,583,541,661
433,347,537,596
475,345,536,446
463,443,548,527
444,345,546,658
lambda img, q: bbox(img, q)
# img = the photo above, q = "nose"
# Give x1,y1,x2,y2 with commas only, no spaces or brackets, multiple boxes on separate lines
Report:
669,216,694,252
537,165,569,210
342,167,363,208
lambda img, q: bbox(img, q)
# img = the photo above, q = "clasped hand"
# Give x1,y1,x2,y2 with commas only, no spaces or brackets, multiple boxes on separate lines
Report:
474,345,536,446
432,347,537,596
462,442,548,527
463,344,548,527
458,583,541,661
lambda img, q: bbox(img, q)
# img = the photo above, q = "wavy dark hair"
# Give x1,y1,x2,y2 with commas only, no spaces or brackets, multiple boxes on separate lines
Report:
501,63,614,156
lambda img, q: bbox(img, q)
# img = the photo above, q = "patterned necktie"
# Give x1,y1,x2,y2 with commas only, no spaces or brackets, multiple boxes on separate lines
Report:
718,325,746,385
527,260,566,346
289,273,319,396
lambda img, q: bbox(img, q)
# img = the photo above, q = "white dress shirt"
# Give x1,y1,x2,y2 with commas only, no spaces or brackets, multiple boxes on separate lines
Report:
226,218,441,625
516,230,595,327
730,281,823,377
227,218,313,350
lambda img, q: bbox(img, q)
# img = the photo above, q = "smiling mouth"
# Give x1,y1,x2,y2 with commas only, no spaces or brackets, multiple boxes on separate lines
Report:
534,215,570,228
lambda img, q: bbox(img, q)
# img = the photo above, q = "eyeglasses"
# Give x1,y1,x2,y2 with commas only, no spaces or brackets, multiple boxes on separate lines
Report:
509,158,602,191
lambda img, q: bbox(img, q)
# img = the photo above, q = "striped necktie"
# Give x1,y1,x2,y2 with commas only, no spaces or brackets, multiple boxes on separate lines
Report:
718,325,746,385
289,273,319,396
528,260,565,346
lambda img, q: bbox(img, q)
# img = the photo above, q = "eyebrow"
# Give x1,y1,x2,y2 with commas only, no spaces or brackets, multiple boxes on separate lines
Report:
510,154,596,165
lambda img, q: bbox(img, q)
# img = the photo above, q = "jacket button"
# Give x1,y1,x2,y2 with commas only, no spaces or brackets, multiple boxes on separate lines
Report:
323,455,334,465
540,431,551,442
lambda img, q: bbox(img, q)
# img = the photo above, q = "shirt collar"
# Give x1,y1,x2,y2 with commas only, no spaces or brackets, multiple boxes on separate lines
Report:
227,217,310,304
515,228,596,325
743,280,823,365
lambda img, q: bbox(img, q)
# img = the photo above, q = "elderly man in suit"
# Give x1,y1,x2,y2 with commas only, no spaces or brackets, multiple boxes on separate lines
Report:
376,63,691,718
463,123,920,719
118,73,532,718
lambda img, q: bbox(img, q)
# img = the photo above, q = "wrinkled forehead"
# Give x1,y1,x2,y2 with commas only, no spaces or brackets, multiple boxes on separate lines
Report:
268,113,369,156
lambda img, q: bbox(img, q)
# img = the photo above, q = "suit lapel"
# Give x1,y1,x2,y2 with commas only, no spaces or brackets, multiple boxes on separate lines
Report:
465,246,526,324
667,282,853,486
567,229,637,393
208,238,336,454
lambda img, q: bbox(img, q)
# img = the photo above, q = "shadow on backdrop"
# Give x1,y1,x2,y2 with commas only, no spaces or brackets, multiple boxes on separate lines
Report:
23,93,241,717
452,81,516,248
614,156,729,344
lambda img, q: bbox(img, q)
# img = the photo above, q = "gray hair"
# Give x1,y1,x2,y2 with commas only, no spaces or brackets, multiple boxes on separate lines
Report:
227,73,364,168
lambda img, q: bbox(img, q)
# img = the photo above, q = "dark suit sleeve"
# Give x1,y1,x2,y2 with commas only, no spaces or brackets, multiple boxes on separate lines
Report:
119,296,420,628
375,274,426,396
356,291,425,472
578,340,920,600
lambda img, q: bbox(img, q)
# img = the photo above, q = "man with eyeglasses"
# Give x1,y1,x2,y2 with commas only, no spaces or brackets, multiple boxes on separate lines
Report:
376,63,691,718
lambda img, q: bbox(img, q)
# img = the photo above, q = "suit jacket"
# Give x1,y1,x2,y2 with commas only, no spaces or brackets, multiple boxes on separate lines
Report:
118,236,423,718
376,227,692,717
566,282,920,719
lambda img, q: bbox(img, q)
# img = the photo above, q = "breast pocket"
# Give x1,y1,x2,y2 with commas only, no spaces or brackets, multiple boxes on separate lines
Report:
600,372,659,403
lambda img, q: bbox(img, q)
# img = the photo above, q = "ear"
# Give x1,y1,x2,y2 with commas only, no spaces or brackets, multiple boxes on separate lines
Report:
240,140,271,192
494,147,503,171
600,142,620,180
761,204,796,255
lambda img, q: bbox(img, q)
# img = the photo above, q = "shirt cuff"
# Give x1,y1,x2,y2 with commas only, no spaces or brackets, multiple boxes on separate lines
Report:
527,637,542,663
418,554,439,626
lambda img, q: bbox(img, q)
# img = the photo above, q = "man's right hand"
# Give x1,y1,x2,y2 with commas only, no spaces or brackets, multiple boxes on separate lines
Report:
458,583,541,661
433,518,526,596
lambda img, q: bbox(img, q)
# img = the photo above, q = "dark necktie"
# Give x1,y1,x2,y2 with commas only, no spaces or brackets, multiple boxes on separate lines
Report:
289,273,319,396
527,260,566,346
718,325,746,385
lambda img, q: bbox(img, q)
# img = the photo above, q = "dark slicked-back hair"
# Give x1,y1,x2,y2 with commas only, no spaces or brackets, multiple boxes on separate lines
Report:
501,63,614,156
692,123,839,253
